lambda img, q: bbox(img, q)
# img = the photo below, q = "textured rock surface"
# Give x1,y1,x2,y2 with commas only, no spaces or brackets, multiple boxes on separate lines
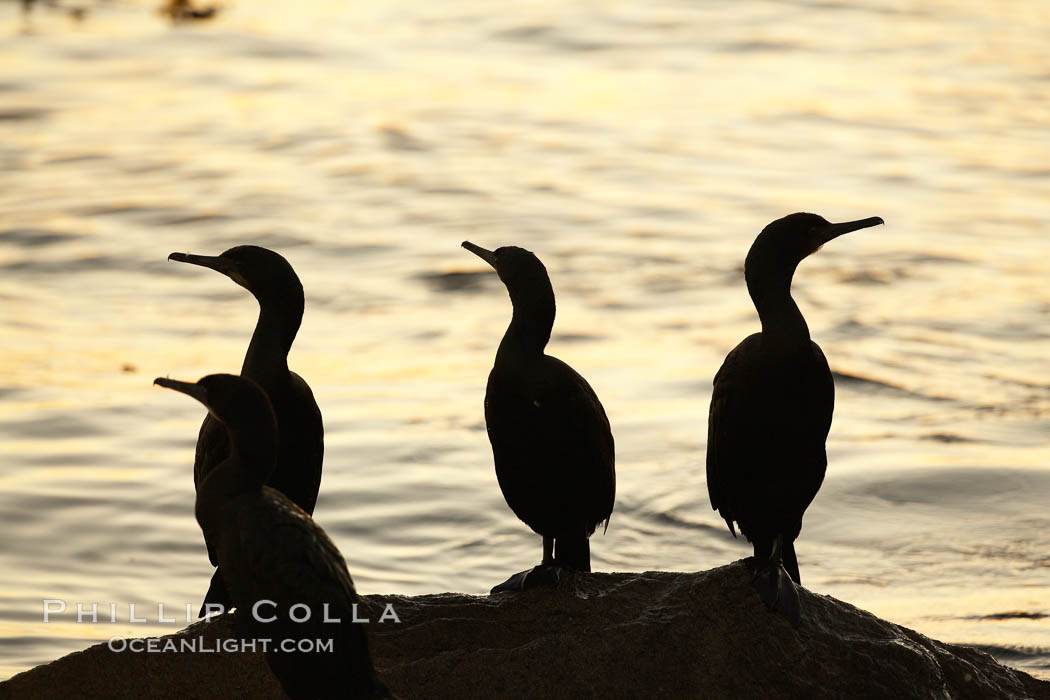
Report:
3,562,1048,699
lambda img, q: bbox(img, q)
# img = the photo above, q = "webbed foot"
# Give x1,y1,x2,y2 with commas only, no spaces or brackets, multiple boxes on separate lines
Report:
751,537,801,626
490,564,562,594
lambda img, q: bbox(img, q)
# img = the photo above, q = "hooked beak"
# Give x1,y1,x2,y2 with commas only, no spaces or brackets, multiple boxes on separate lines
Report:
167,252,235,277
462,241,497,269
816,216,884,244
154,377,208,405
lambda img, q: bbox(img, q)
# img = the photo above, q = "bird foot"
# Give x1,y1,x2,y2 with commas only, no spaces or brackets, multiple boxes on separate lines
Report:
490,564,562,594
751,559,801,626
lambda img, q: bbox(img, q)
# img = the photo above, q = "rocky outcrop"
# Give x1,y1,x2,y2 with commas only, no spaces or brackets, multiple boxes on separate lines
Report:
3,562,1047,699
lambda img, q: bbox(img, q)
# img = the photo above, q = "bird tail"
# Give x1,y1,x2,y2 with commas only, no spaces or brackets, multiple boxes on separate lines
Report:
554,534,591,572
198,569,232,618
751,535,801,626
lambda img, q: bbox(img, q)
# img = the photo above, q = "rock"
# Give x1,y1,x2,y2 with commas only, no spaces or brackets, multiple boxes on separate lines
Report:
2,562,1047,699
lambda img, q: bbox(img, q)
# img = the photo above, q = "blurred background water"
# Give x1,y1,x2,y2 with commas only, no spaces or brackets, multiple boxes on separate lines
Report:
1,0,1048,682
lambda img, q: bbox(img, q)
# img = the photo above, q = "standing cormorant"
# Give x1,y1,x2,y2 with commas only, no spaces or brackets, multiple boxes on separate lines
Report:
168,246,323,616
706,213,883,624
462,242,615,593
155,374,388,699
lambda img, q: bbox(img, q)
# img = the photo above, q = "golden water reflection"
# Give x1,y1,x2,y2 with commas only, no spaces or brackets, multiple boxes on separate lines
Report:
1,0,1049,681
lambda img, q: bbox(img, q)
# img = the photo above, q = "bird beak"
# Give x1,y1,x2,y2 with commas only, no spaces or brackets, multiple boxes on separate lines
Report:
154,377,208,405
816,216,884,244
462,241,497,269
168,252,235,276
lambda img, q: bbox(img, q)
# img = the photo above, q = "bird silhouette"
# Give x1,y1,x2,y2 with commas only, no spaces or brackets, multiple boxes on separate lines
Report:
707,213,884,624
463,242,615,593
155,374,389,699
168,246,323,616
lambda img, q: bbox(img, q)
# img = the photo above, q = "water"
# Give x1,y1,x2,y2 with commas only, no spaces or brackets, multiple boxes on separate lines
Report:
2,0,1049,682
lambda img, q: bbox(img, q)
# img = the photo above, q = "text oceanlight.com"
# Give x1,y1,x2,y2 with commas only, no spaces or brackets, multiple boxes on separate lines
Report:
107,637,335,654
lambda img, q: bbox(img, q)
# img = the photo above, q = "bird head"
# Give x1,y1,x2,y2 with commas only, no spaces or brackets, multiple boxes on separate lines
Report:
461,241,556,306
753,213,884,265
462,241,556,350
743,212,883,308
461,242,550,292
168,245,303,308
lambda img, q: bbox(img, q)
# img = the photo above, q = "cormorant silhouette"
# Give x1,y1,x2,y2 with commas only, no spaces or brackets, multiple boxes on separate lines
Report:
155,374,388,699
463,242,615,593
169,246,323,616
707,213,884,624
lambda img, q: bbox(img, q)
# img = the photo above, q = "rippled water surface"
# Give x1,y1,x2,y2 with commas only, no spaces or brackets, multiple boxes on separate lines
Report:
2,0,1049,682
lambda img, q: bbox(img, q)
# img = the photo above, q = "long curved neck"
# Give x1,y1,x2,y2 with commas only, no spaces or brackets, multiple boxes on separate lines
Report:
746,257,810,347
242,294,303,380
196,444,271,537
201,408,277,500
497,284,556,361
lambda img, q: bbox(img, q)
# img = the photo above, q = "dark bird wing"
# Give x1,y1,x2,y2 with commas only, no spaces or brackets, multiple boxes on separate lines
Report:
486,355,615,536
707,333,834,540
274,370,324,515
193,414,227,566
706,335,755,537
235,489,381,698
545,358,616,532
239,489,359,610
